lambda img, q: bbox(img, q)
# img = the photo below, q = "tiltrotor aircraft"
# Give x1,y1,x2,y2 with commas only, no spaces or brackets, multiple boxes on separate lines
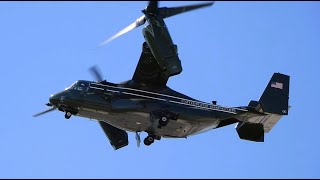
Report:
34,1,290,150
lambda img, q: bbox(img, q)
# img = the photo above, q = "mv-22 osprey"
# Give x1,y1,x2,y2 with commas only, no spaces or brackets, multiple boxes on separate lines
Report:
34,1,290,150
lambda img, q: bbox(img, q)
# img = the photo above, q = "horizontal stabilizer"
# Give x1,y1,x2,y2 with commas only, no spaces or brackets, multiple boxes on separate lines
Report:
234,73,290,141
244,73,290,133
248,100,264,113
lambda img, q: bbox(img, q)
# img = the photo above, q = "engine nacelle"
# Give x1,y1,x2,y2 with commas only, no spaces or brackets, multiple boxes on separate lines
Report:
142,24,182,78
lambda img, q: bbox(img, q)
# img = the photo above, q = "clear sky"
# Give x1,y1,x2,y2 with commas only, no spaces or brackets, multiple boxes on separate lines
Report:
0,1,319,178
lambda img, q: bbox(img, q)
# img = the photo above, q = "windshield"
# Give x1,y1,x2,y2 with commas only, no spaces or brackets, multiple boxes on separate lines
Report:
65,81,89,91
65,82,77,90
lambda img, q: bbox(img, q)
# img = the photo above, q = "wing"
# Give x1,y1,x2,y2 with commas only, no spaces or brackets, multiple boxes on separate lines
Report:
132,42,169,87
98,121,129,150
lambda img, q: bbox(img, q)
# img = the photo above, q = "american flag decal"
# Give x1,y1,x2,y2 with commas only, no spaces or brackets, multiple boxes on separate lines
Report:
271,82,283,89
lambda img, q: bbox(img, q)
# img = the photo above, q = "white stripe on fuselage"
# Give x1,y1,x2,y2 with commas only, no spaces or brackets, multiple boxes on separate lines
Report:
122,91,167,102
89,82,245,114
90,86,104,90
92,82,246,111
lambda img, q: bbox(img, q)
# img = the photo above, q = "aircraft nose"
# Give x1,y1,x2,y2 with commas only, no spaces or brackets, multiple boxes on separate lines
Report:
49,92,71,106
49,94,60,106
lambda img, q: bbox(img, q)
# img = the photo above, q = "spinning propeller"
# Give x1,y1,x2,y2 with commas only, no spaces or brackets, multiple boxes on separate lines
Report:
33,106,56,117
89,65,104,82
98,1,214,47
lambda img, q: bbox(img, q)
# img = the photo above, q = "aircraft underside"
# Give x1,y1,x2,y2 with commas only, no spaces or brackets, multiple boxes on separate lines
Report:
76,107,221,138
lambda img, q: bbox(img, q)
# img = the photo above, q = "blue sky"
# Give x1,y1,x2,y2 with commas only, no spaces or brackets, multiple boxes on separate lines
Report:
0,1,319,178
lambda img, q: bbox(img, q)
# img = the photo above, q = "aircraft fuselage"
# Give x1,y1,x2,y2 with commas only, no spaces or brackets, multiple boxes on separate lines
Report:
49,80,248,138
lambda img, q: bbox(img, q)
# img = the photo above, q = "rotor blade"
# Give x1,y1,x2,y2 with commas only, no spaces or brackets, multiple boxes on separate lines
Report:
89,65,103,82
98,15,146,47
33,107,56,117
159,1,215,19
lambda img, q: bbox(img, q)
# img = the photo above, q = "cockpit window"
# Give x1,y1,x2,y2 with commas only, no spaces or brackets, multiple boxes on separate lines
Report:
76,82,88,91
65,81,89,91
65,81,77,90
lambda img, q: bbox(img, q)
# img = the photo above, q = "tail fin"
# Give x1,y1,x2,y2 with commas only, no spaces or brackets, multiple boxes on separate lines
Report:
235,73,290,142
259,73,290,115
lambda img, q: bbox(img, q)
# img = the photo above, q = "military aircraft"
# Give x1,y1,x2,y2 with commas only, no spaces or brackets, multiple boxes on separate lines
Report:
34,1,290,150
